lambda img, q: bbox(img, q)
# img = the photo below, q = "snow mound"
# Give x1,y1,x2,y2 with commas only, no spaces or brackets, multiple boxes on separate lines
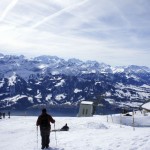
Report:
87,122,108,129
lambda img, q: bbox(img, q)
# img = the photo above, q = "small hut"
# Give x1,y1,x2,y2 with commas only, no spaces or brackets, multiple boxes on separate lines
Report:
141,102,150,113
78,101,94,117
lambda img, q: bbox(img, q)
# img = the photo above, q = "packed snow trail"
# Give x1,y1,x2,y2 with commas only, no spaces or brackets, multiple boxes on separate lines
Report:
0,115,150,150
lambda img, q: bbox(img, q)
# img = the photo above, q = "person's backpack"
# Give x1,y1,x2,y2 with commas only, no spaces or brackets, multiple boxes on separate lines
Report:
40,115,49,127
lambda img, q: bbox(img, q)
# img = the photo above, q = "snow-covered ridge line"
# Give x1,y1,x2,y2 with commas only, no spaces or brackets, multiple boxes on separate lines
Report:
0,54,150,78
0,53,150,110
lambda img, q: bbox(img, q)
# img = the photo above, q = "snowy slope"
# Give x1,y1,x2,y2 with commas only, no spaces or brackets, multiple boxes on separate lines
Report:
0,113,150,150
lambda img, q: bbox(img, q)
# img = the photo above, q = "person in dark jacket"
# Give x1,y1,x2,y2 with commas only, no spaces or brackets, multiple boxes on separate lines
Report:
60,123,69,131
0,112,2,119
8,111,10,118
3,113,5,119
36,108,55,149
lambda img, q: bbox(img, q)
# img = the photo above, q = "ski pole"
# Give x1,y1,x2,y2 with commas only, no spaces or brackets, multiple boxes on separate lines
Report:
37,126,38,149
54,123,57,146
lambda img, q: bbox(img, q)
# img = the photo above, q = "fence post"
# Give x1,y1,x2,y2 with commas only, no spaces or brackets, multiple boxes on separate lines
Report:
120,113,122,128
132,110,135,131
111,115,113,123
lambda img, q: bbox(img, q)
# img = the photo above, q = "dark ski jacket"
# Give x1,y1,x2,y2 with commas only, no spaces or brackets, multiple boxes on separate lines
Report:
36,112,55,130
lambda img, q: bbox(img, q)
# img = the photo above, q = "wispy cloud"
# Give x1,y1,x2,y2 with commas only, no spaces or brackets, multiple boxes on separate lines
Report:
31,0,87,29
0,0,18,21
0,0,150,67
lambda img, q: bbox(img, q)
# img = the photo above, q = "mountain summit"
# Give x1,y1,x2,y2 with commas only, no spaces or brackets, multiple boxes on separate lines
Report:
0,54,150,111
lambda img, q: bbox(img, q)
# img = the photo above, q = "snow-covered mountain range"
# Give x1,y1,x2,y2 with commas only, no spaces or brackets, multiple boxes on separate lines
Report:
0,53,150,111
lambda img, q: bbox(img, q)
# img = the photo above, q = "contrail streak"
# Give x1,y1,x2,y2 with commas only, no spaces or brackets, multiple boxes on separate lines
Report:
31,0,88,29
0,0,18,22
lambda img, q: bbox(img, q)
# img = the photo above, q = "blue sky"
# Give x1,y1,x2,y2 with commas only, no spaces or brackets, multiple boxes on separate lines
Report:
0,0,150,67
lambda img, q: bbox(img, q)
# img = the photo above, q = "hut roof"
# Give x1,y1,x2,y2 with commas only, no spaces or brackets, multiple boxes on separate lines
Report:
81,101,93,105
142,102,150,110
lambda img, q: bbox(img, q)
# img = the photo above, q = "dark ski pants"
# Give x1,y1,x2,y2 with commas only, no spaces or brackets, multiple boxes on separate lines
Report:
40,127,50,148
41,135,49,148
